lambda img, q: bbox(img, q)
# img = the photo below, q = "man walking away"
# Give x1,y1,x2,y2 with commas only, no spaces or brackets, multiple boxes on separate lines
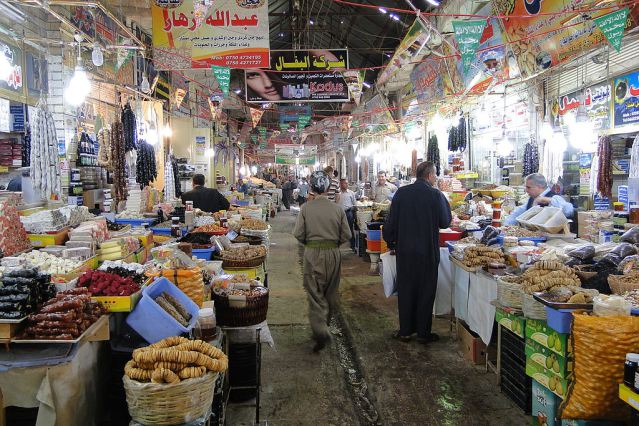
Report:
382,162,452,344
297,178,309,206
293,171,352,352
324,166,340,202
338,178,357,252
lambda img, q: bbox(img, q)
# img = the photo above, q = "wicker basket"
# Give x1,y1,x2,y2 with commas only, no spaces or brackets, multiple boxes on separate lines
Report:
608,273,639,295
123,372,217,425
212,289,269,327
522,293,547,320
497,276,523,309
215,255,266,269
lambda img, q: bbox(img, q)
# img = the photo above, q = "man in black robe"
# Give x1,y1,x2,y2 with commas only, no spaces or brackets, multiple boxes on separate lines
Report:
382,161,452,343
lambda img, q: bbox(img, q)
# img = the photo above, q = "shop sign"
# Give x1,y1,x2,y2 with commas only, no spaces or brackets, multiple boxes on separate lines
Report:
613,70,639,127
152,0,270,69
551,82,611,130
343,70,365,105
0,41,23,96
377,19,431,87
246,49,349,103
279,105,312,123
494,1,639,78
274,144,316,165
0,98,9,133
69,6,117,45
10,103,24,132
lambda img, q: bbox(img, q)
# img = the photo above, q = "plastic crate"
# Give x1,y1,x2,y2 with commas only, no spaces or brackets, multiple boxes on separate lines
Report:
500,371,532,413
366,230,381,241
192,248,214,260
545,307,573,334
150,227,186,237
126,277,199,344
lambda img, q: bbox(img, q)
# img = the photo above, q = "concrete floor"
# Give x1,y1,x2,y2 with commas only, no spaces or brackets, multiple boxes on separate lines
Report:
227,211,529,425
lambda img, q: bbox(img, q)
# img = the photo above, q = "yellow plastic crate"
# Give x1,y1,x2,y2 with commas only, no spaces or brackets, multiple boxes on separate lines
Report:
92,291,142,313
50,256,98,284
28,228,69,248
224,266,265,281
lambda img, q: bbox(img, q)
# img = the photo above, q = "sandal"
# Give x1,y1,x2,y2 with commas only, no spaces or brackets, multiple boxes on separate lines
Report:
391,330,411,342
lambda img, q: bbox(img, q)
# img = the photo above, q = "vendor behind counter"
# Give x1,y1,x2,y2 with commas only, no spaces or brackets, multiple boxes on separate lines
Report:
503,173,574,226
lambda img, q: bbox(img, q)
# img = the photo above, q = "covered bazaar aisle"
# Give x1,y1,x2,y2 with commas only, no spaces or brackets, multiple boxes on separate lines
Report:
227,211,528,425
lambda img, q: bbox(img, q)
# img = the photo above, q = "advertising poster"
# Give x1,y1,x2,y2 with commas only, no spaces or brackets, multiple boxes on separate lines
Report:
279,105,312,123
275,144,317,165
25,52,47,101
377,19,432,87
494,0,639,77
246,49,349,103
551,82,611,130
0,38,23,103
152,0,270,69
613,70,639,127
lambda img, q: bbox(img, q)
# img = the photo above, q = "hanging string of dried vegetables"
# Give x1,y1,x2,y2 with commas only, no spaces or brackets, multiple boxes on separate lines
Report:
22,125,31,167
30,102,61,199
596,135,612,198
110,122,128,204
121,103,137,152
136,140,157,188
164,158,176,201
97,127,112,168
427,135,441,176
447,116,467,152
172,158,181,197
522,141,539,177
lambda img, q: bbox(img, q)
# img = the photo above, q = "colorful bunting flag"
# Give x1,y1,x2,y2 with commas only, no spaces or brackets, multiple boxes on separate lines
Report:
452,20,487,73
212,66,231,96
594,7,629,52
250,107,264,128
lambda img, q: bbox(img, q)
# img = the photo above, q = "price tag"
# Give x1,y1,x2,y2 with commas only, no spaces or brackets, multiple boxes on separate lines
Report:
227,230,238,240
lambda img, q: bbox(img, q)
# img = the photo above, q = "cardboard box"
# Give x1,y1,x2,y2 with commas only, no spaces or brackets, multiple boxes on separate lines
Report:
526,359,571,399
531,379,561,426
525,319,571,357
457,319,487,365
495,307,526,338
526,339,573,379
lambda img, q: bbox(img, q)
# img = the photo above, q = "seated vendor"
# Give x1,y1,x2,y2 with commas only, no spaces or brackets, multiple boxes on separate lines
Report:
503,173,574,226
181,174,230,213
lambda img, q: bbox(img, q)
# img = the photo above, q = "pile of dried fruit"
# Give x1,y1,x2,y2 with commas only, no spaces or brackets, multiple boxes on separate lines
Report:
219,245,267,261
194,224,227,234
240,218,268,231
463,246,505,267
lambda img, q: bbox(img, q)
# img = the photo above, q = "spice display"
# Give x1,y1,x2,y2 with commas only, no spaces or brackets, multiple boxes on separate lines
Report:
219,245,267,261
30,100,62,199
78,270,141,296
194,224,227,234
22,288,106,340
0,199,31,257
427,135,440,176
97,127,112,168
0,268,55,319
121,103,137,152
110,121,128,204
136,140,157,188
597,135,613,198
125,336,228,383
462,246,505,267
522,141,539,177
239,218,268,231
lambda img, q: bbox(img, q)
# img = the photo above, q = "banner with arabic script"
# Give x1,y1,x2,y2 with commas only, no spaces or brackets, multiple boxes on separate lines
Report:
614,71,639,128
152,0,270,70
494,0,639,78
246,49,349,103
550,82,611,130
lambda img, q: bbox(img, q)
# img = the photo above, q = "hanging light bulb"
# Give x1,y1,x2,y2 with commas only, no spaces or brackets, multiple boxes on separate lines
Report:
64,63,91,107
140,74,151,94
91,43,103,67
0,53,12,81
162,125,173,138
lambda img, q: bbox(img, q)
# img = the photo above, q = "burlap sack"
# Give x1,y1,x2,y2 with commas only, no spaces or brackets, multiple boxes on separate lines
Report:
559,312,639,421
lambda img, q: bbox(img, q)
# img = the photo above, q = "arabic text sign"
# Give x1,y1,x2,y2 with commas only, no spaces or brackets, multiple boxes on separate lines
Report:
452,20,486,73
279,105,312,123
410,57,443,104
594,8,629,52
495,1,639,77
152,0,270,69
614,71,639,127
246,49,349,103
551,83,611,130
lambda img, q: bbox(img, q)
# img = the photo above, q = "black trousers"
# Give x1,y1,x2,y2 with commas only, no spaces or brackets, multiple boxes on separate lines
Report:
345,208,355,249
298,196,307,206
282,190,292,209
396,253,438,337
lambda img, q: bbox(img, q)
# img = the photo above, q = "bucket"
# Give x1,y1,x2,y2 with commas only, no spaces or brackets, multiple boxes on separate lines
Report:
366,230,381,241
367,240,382,252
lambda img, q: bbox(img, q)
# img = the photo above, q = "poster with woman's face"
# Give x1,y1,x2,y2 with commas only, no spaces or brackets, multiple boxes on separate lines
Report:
245,49,350,103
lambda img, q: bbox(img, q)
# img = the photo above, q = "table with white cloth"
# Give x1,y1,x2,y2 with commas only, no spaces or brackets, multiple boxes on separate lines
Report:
448,256,498,346
0,340,106,426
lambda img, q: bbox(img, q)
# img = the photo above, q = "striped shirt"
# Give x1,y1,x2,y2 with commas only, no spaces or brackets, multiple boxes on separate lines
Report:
327,178,339,201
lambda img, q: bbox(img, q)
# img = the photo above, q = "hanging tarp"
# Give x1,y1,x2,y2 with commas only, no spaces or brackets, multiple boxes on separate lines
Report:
377,19,431,87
